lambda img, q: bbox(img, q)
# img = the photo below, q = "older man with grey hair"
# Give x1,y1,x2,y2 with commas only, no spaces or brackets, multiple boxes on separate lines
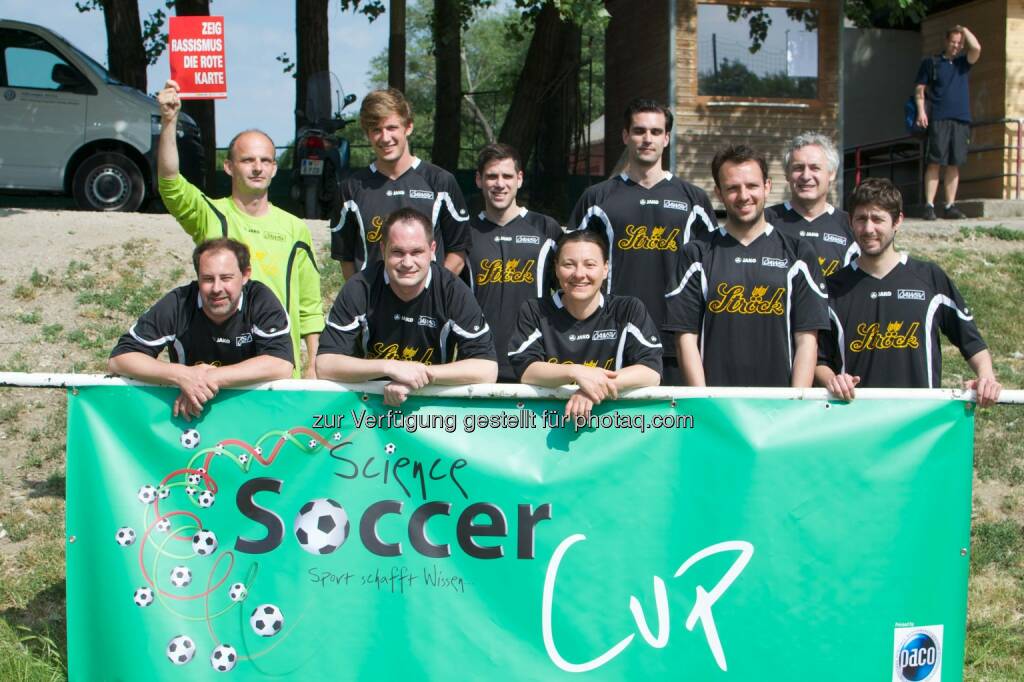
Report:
766,132,858,279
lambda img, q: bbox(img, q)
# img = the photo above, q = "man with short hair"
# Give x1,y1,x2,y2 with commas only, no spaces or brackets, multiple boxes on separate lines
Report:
466,143,562,382
665,145,829,387
915,25,981,220
815,178,1001,406
332,88,471,279
766,132,858,278
569,98,717,384
157,80,323,379
317,208,498,406
109,238,294,420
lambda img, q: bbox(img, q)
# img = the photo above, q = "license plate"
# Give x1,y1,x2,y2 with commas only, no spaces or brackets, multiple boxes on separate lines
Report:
300,159,324,175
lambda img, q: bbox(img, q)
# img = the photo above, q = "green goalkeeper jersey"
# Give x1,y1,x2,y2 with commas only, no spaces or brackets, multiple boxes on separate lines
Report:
159,174,324,377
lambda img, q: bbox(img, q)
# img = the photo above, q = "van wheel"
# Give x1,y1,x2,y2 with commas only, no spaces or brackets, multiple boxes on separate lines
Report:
72,152,145,212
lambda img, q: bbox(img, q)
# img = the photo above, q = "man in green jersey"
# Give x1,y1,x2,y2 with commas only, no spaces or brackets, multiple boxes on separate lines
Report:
157,79,323,378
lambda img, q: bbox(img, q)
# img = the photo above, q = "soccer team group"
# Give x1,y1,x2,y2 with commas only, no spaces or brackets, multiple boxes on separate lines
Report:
106,75,1003,422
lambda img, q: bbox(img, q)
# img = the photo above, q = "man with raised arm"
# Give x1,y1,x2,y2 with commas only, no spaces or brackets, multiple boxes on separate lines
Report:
109,239,294,420
766,132,858,279
665,145,829,388
331,88,471,280
157,79,322,379
317,208,497,407
815,178,1001,406
569,97,717,384
466,143,562,382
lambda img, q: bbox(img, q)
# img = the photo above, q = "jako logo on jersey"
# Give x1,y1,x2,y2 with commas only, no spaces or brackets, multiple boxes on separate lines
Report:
898,289,927,301
761,257,789,268
735,257,757,264
870,291,893,299
393,314,415,323
409,189,435,200
214,336,230,344
662,200,689,211
640,199,660,206
592,329,618,341
516,235,541,245
235,333,253,347
385,190,406,197
823,233,848,245
567,334,591,342
893,626,942,682
799,231,820,238
494,235,513,242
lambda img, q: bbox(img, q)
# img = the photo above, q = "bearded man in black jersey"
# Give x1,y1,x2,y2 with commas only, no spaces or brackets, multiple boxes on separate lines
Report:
109,238,294,420
666,145,829,387
815,178,1001,406
569,98,717,385
318,208,498,406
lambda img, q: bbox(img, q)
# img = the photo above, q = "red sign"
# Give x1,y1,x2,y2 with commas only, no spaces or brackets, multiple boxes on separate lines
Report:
168,16,227,99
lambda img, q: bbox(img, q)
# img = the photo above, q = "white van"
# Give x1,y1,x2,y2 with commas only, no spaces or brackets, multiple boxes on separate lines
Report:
0,19,204,211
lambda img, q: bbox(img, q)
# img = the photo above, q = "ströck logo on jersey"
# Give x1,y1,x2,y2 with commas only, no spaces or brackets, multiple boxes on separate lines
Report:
823,232,848,245
663,200,689,211
516,235,541,245
893,625,942,681
385,190,406,197
761,257,789,269
592,329,618,341
409,189,435,200
898,289,927,301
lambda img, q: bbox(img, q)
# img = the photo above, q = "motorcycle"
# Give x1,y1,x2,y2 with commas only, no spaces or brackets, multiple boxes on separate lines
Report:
290,72,357,220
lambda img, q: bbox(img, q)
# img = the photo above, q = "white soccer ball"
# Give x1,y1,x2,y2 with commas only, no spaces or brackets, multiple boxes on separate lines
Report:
133,586,154,607
294,498,349,556
253,446,263,457
332,432,343,441
238,452,250,464
215,445,224,455
384,443,396,455
210,643,238,672
156,517,171,533
307,438,318,450
115,527,136,547
166,634,195,665
249,604,284,637
157,486,170,500
170,565,192,588
187,474,202,486
180,429,200,449
185,485,196,496
137,484,157,505
197,490,215,508
192,530,218,557
228,582,247,602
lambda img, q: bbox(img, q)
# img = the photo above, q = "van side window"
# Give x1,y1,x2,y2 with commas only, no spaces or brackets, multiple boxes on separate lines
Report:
1,29,76,91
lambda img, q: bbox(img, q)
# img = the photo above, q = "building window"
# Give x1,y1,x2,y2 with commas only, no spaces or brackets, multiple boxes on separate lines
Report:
697,4,819,99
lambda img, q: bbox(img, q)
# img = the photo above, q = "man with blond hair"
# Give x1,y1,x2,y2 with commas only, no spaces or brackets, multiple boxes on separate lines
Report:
331,88,470,280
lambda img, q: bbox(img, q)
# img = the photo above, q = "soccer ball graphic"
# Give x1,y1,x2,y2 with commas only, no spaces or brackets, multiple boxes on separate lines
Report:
137,484,157,504
115,527,136,546
307,438,318,450
228,582,247,602
192,530,218,557
250,604,284,637
197,490,215,508
384,443,396,455
238,452,250,464
210,644,237,672
157,486,170,500
166,634,195,665
170,565,192,588
133,586,154,607
180,429,200,449
185,485,197,496
294,498,349,555
156,517,171,533
332,432,343,441
187,473,202,486
253,446,263,456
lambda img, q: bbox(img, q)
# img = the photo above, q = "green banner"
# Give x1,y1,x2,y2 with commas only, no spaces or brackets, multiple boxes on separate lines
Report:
66,386,974,681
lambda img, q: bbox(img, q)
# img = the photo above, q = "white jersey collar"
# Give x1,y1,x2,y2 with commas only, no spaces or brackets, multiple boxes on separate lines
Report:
383,264,433,289
783,200,835,218
850,251,907,272
552,290,604,310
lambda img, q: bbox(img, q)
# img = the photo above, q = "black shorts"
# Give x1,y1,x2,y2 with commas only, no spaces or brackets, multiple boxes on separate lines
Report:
927,119,970,166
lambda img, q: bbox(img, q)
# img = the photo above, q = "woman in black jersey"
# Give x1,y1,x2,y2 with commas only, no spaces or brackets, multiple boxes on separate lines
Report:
508,230,663,420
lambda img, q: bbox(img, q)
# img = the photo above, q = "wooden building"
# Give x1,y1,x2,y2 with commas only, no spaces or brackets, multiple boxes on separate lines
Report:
605,0,842,206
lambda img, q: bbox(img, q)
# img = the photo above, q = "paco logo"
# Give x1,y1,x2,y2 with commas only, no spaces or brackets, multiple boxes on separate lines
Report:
516,235,541,245
663,200,689,211
385,190,406,197
409,189,435,200
898,289,927,301
592,329,618,341
235,333,253,347
761,257,788,269
823,232,848,245
417,316,438,328
892,625,942,682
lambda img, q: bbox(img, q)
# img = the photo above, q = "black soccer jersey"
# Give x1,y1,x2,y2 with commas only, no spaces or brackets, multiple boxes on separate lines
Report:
818,254,988,388
507,293,663,379
110,281,294,366
766,202,859,278
568,172,717,357
665,225,829,387
319,261,496,366
466,208,563,381
331,158,471,270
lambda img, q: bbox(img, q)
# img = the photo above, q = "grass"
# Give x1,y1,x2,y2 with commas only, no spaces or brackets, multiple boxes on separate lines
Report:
960,225,1024,241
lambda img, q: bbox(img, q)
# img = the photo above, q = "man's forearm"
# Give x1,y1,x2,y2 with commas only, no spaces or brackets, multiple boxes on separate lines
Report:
302,333,320,378
614,365,661,390
208,356,293,387
676,333,707,387
158,117,181,179
428,358,497,384
791,332,818,388
443,251,466,276
915,84,927,115
108,352,184,386
967,349,996,379
316,354,396,382
341,261,356,281
813,364,837,387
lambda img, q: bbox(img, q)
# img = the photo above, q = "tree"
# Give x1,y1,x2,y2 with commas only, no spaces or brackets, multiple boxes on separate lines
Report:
296,0,331,132
431,0,463,170
389,0,407,90
75,0,148,90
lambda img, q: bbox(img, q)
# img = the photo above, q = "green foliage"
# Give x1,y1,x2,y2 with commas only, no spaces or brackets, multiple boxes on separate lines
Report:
971,521,1024,571
339,0,388,22
15,310,41,325
74,0,175,66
